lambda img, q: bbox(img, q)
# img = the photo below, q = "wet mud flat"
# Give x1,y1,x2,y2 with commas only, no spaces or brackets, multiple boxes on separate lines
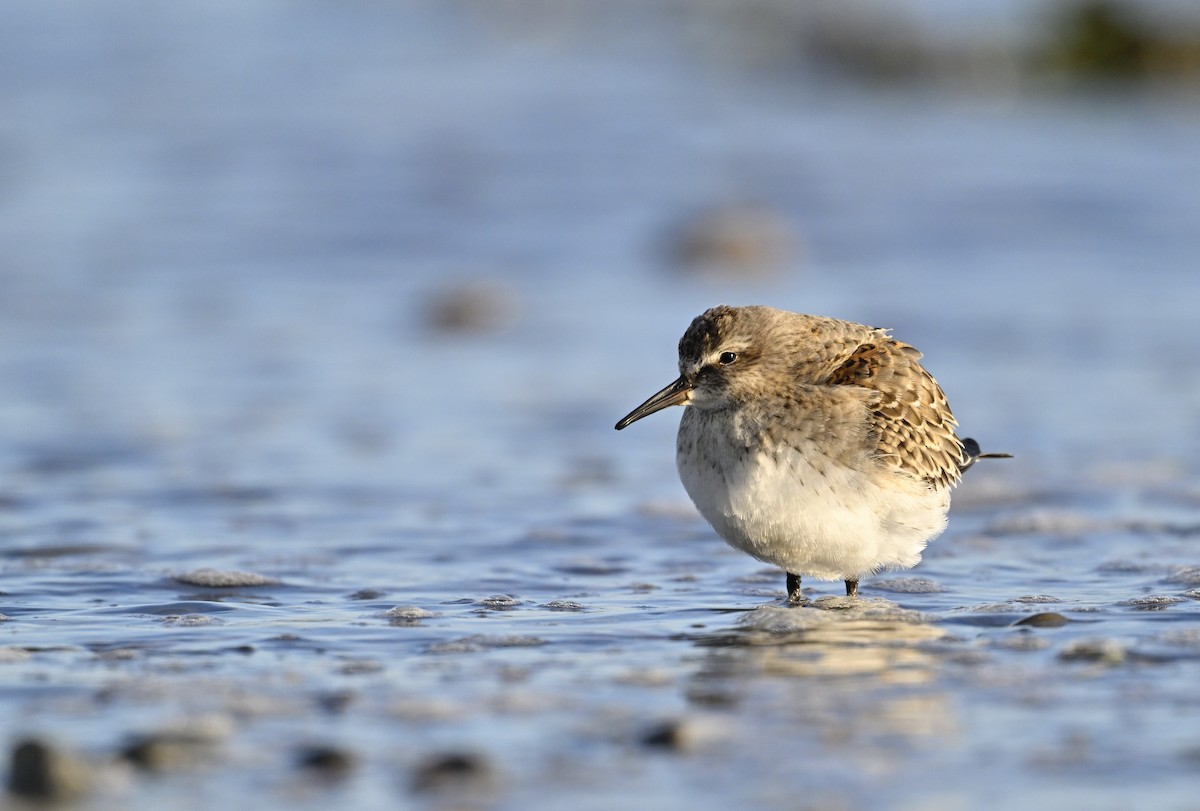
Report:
3,2,1200,809
4,460,1200,811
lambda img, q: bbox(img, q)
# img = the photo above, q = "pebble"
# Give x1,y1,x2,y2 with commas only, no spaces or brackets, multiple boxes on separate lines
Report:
425,280,517,334
641,717,726,752
642,720,688,749
1012,612,1070,628
316,690,356,714
1118,595,1187,610
383,606,435,621
411,752,493,793
992,634,1051,651
338,659,385,675
122,737,207,771
173,568,279,588
541,600,585,611
121,719,231,771
552,561,629,576
427,635,546,654
1163,566,1200,586
296,745,356,775
668,203,796,277
162,613,223,626
1058,638,1127,665
1160,628,1200,646
7,739,90,801
475,594,521,610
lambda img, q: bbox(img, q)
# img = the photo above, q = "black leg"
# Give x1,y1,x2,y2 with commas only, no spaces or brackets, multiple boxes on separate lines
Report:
845,579,859,597
786,572,802,604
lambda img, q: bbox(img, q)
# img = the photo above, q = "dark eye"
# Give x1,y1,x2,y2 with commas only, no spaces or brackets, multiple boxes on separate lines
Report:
718,351,737,365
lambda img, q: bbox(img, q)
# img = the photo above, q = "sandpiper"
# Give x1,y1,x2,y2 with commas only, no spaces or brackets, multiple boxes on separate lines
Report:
615,305,1008,602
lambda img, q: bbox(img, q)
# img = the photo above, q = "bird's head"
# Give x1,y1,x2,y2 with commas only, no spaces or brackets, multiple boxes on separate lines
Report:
615,305,781,429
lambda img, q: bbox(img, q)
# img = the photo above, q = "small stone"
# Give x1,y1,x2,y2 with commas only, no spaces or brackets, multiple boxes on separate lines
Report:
1118,595,1186,610
992,634,1051,651
641,717,725,751
411,752,492,793
1163,566,1200,586
162,613,223,626
384,606,434,622
349,589,385,601
296,745,355,775
553,561,629,576
337,659,384,675
425,281,517,334
173,568,279,588
122,737,202,771
475,595,520,610
316,690,356,714
1160,628,1200,646
1058,638,1127,664
642,721,686,749
7,739,90,801
1013,612,1070,628
427,635,545,654
94,648,139,662
668,203,797,278
120,719,230,771
541,600,585,611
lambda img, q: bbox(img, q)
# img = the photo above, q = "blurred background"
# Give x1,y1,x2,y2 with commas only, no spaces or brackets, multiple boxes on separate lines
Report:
2,0,1198,509
3,2,1200,809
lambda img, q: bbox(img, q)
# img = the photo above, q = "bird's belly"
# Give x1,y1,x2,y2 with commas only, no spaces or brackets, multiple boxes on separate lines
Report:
677,441,949,581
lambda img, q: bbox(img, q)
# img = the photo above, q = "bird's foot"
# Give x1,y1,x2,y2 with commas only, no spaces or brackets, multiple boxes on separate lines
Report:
786,572,805,606
844,579,859,597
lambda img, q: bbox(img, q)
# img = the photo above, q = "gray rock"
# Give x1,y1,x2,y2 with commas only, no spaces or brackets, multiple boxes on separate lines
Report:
425,281,517,334
296,745,355,775
7,739,90,801
1058,638,1127,664
668,203,797,278
411,752,492,793
173,568,279,588
1013,612,1070,627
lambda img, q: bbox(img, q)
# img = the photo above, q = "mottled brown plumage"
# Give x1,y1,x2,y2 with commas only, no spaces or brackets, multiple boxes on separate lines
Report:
824,333,964,489
616,304,1008,600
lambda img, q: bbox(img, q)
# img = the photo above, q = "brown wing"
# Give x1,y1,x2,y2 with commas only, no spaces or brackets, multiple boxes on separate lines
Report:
826,336,965,489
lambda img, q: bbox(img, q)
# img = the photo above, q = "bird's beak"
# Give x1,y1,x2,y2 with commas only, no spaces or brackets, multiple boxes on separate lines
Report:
614,376,693,430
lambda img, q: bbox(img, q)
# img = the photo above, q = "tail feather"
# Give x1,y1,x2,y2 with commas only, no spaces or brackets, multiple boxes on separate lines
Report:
960,437,1013,473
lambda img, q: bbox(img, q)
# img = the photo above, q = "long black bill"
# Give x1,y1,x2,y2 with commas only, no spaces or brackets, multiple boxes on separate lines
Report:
614,376,693,430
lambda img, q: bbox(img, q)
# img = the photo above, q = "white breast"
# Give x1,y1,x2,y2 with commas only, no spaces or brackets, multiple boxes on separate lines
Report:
676,411,950,581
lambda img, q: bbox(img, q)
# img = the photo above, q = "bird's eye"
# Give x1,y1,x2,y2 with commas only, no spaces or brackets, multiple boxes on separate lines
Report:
718,351,737,365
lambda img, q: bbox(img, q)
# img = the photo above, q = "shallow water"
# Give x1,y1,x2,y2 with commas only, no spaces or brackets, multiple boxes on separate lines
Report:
3,2,1200,809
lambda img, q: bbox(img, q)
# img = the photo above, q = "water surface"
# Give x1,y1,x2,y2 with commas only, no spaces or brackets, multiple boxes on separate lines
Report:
2,3,1200,809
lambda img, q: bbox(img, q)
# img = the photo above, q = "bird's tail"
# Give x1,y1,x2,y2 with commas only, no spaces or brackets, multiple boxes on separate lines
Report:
959,437,1013,472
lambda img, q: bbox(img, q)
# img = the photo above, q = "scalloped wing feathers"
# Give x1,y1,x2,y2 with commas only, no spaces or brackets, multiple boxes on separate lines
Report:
825,336,965,490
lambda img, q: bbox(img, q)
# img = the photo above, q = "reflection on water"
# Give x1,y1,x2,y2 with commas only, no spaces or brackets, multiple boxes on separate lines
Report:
732,603,947,680
692,603,953,741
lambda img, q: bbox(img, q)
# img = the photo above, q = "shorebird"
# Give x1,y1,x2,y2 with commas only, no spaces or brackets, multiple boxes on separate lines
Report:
615,305,1008,602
